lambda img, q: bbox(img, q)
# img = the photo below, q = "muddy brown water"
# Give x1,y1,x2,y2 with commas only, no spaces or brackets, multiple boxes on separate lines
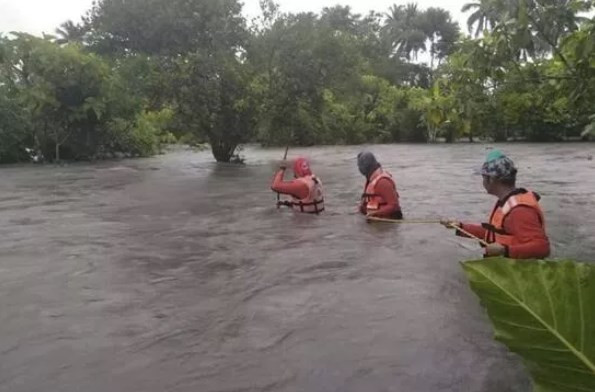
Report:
0,144,594,392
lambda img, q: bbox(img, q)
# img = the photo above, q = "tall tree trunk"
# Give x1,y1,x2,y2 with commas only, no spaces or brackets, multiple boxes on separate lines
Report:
430,39,435,69
445,128,454,143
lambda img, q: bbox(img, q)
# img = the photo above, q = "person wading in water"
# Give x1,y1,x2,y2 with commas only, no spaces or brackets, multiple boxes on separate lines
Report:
442,150,550,259
271,157,325,214
357,151,403,219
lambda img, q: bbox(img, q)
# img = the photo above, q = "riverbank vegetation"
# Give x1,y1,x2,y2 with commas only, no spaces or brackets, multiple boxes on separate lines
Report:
1,0,593,162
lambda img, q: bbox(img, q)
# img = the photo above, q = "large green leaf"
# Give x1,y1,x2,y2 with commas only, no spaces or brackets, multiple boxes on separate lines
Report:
462,258,595,392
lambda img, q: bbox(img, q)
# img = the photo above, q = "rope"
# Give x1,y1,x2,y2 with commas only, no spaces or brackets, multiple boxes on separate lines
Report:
366,216,489,247
366,216,442,224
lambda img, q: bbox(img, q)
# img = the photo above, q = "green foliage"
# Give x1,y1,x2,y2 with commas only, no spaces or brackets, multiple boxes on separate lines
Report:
249,9,363,146
87,0,252,162
462,258,595,391
171,53,256,161
582,114,595,139
108,108,174,157
248,4,436,147
0,0,593,164
382,3,460,67
87,0,246,56
0,87,31,163
0,34,169,162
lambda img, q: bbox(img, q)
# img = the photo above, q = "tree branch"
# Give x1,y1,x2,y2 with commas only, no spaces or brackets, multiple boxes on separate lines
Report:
526,9,576,76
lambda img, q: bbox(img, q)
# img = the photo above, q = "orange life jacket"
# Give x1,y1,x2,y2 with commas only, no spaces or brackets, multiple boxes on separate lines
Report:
361,168,399,212
483,189,545,247
291,175,325,214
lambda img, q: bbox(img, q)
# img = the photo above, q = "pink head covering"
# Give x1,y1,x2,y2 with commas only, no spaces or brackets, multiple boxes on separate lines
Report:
293,157,312,177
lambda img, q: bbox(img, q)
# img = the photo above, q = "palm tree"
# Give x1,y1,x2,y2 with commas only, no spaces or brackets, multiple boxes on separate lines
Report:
526,0,588,53
421,8,460,68
321,5,359,34
383,3,427,60
461,0,499,37
55,20,88,45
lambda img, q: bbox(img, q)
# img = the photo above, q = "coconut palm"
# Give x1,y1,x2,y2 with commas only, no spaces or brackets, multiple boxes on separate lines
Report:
461,0,499,37
55,20,88,45
383,3,427,60
421,7,460,67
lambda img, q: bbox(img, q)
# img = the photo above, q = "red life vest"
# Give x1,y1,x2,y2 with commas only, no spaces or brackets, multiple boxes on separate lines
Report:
291,175,325,214
361,168,399,212
484,189,546,247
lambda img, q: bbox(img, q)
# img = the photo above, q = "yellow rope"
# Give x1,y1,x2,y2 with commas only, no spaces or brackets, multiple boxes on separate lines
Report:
366,216,489,247
448,223,489,247
366,216,442,224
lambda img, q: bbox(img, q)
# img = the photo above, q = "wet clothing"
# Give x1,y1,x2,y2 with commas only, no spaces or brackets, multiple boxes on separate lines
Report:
360,168,402,219
271,169,309,199
271,169,324,214
458,188,550,259
290,175,324,213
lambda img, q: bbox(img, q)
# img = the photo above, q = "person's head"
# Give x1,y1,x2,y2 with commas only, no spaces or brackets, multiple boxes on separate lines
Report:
357,151,381,177
480,150,517,196
293,157,312,178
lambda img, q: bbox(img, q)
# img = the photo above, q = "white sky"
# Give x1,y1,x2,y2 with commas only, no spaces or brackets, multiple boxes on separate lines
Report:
0,0,469,36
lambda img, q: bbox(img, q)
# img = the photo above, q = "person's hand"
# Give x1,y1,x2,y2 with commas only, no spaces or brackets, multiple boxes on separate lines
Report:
485,243,506,257
357,203,366,215
440,219,461,229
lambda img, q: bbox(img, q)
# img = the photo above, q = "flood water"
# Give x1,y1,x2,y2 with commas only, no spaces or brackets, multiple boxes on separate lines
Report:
0,143,594,392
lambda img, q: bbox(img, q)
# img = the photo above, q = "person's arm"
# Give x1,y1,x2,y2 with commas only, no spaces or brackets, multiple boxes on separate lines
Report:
367,178,399,217
359,181,369,215
457,223,488,239
441,217,487,239
502,206,550,259
359,200,367,215
271,169,309,199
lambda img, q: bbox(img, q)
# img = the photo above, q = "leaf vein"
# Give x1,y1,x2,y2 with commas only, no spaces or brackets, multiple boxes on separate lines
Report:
536,378,595,392
538,265,557,330
466,263,595,374
542,363,595,376
492,317,548,332
511,344,571,353
575,267,585,353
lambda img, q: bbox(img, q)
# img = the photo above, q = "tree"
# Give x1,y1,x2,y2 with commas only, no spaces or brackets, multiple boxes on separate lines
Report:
172,54,256,162
420,7,460,68
382,4,459,68
409,82,458,142
383,3,427,60
248,9,367,146
18,39,111,160
87,0,253,162
2,0,593,165
88,0,246,56
462,0,499,37
55,20,89,45
464,0,590,62
0,85,31,163
0,33,168,162
320,5,359,34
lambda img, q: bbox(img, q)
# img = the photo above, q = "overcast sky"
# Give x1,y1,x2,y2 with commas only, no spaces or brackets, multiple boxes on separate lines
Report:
0,0,469,36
